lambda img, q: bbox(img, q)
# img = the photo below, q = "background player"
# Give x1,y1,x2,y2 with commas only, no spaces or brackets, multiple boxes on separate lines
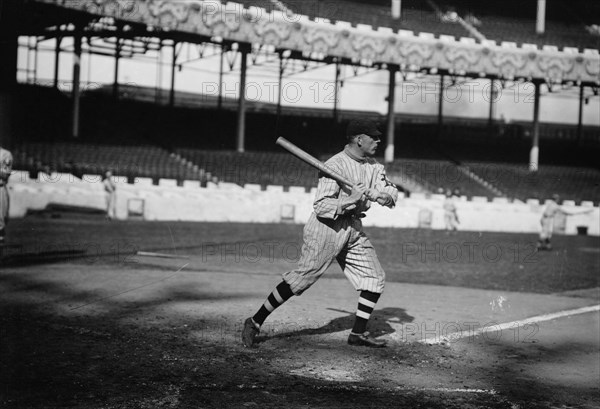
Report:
103,170,116,220
0,145,13,243
538,194,593,250
242,119,398,348
443,189,460,232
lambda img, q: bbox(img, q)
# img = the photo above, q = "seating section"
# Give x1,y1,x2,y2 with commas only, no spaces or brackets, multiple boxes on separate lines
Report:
175,148,319,189
13,143,205,185
11,78,600,202
475,16,598,51
385,158,500,199
230,0,600,51
12,142,599,203
282,0,472,40
435,0,600,50
189,0,599,50
464,162,600,203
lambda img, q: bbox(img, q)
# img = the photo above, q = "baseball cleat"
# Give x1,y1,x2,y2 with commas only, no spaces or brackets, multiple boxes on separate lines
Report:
348,331,387,348
242,317,260,348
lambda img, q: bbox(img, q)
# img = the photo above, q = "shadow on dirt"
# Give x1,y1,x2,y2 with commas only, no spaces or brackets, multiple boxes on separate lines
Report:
256,307,414,344
0,249,89,267
3,262,594,408
0,267,516,409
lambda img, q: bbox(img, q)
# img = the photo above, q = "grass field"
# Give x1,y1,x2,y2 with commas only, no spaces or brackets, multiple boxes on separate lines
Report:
1,212,599,409
5,212,600,294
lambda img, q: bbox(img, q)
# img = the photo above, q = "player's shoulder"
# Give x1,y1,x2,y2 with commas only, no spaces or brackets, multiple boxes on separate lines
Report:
0,148,12,161
324,151,347,166
364,157,385,172
366,157,382,166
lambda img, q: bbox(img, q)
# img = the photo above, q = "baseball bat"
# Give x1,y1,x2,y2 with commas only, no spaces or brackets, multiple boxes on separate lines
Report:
275,137,354,188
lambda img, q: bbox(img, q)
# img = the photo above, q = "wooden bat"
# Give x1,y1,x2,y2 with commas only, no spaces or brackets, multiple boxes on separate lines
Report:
275,137,354,188
276,137,402,193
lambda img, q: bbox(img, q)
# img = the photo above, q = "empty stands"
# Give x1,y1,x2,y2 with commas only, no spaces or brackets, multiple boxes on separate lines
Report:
13,142,204,185
174,148,319,189
385,158,501,199
281,0,472,40
464,162,600,203
435,0,600,51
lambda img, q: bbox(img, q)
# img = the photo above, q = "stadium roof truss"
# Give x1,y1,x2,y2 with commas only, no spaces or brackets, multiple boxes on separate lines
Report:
5,0,599,167
27,0,599,85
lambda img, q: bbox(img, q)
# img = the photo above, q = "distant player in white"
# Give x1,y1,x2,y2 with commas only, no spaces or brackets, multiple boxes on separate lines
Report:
242,119,398,348
0,146,13,243
443,189,459,231
103,170,116,220
538,194,592,250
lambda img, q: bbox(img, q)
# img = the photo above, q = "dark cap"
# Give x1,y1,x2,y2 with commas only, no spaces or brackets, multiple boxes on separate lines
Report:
346,119,382,139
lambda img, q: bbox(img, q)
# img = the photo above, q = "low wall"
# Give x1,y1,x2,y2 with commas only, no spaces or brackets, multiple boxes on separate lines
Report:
7,171,600,236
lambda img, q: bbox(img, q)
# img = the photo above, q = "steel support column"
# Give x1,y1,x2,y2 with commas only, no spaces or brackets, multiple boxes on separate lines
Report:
72,32,82,138
218,43,225,110
113,36,121,99
236,48,248,153
576,85,584,146
333,62,340,124
275,52,284,135
529,81,541,171
0,1,18,147
488,78,496,129
437,74,444,139
169,41,178,107
385,66,397,163
54,37,62,89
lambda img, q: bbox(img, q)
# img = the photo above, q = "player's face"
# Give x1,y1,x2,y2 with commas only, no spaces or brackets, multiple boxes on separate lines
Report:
359,134,380,156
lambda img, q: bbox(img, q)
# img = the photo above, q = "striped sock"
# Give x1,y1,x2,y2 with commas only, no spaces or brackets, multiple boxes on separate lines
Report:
351,291,381,334
252,280,295,326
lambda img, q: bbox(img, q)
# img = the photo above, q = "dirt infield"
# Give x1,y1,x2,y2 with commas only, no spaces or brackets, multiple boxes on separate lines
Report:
1,215,599,408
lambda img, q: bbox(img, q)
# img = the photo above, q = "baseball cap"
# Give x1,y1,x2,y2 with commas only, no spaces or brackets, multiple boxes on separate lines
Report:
346,119,382,139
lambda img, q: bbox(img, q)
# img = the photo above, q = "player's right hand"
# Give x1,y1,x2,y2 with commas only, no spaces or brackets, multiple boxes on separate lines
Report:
348,183,367,203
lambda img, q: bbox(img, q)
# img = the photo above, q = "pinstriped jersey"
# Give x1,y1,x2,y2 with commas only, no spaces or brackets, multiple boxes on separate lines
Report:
0,148,12,184
314,146,398,220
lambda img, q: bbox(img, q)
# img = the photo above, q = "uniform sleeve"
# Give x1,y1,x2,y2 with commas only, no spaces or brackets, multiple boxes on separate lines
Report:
0,151,13,181
313,162,352,219
373,164,398,208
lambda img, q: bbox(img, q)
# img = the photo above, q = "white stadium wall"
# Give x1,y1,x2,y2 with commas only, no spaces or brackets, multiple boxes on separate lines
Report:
8,171,599,236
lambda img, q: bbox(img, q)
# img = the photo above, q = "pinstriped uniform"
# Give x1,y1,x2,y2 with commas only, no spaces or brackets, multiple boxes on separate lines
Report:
283,146,398,295
540,200,560,240
0,148,12,241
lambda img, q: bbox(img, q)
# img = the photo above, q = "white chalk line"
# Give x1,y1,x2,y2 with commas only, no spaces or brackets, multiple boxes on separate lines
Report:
69,262,189,310
396,386,497,395
419,304,600,345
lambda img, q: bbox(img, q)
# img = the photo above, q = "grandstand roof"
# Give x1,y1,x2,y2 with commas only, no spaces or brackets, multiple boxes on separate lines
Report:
20,0,600,85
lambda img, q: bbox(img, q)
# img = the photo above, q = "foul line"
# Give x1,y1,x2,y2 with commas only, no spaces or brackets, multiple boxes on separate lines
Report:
396,386,497,395
69,263,189,310
420,304,600,345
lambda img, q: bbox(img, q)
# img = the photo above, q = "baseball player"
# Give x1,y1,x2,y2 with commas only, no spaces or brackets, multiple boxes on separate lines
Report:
103,170,116,220
443,189,459,231
537,194,592,250
242,119,398,348
0,146,13,243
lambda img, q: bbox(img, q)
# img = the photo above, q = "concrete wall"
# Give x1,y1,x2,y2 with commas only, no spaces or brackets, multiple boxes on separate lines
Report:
7,171,599,236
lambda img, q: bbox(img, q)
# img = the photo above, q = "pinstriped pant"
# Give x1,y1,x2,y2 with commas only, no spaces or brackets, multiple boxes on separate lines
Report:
283,212,386,295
